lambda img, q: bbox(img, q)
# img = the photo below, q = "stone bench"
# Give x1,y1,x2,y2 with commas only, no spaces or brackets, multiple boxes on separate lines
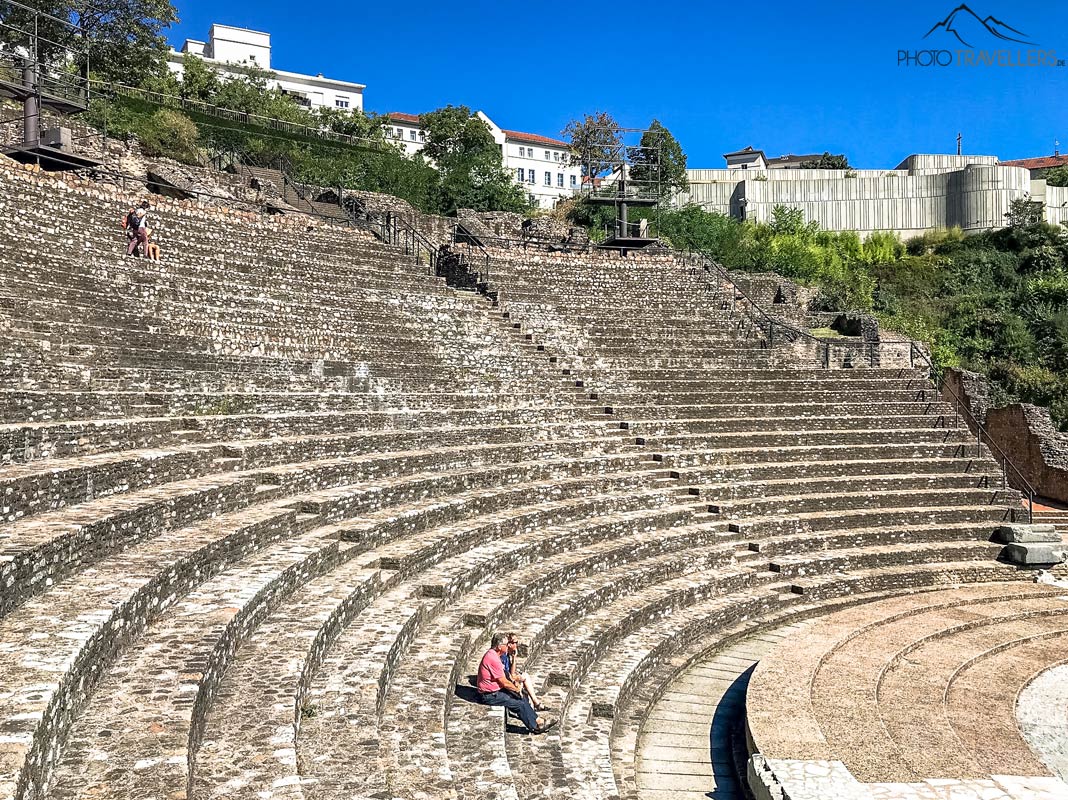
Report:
45,520,346,800
0,500,314,800
655,442,983,472
636,425,977,453
745,583,1067,791
550,559,1027,800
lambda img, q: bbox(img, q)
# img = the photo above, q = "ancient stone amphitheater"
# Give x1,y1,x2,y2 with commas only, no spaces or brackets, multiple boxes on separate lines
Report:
0,159,1065,800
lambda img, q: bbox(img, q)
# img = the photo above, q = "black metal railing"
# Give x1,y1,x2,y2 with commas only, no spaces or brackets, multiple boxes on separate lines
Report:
85,78,388,151
451,224,492,283
906,342,1036,521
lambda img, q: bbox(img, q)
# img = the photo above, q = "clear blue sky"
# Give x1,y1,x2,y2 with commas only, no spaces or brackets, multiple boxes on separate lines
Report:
168,0,1068,169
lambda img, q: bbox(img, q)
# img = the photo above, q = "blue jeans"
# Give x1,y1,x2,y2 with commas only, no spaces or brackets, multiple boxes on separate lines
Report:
480,690,539,731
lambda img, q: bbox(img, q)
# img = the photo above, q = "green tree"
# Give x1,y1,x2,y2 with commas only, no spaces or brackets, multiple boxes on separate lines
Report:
177,54,219,101
138,107,199,162
1004,197,1045,229
211,63,276,114
799,152,851,169
0,0,178,82
563,111,622,183
1044,165,1068,187
419,105,527,214
629,119,688,199
769,204,818,238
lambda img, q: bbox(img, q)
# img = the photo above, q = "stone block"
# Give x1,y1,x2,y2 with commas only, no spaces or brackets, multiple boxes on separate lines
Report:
1000,542,1067,566
994,524,1060,544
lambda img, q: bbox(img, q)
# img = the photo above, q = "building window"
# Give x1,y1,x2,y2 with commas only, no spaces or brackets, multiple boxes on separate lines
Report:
528,169,535,183
336,98,349,109
409,130,417,141
570,174,577,188
529,194,537,205
544,150,550,160
519,147,526,157
517,167,524,182
544,171,551,186
553,152,559,161
557,173,564,187
249,54,256,61
741,163,748,169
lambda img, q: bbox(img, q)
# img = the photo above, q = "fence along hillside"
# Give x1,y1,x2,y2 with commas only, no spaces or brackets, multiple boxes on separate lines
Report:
0,158,1042,800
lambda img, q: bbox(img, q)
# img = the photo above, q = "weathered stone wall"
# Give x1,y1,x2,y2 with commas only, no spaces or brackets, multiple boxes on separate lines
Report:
457,209,589,248
987,404,1068,501
943,367,1068,502
342,189,454,245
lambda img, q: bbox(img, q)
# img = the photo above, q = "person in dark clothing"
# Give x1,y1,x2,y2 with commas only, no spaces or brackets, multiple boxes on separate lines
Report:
126,206,148,257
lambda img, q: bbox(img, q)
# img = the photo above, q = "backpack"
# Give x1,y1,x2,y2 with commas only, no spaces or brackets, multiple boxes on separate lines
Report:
123,210,138,231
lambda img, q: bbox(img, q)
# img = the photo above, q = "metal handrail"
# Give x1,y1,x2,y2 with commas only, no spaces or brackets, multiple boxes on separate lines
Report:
85,78,390,151
688,251,921,368
453,230,591,255
452,223,493,283
686,249,1034,521
907,343,1036,520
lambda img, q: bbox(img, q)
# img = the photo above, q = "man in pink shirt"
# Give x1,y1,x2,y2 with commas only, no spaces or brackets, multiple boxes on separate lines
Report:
477,632,555,733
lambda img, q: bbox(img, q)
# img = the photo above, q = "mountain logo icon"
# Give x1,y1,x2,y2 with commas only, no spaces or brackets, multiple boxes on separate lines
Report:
924,4,1036,47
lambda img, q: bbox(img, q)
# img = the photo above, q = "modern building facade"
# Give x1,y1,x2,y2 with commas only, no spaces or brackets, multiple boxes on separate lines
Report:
677,154,1068,237
168,25,365,112
385,111,580,209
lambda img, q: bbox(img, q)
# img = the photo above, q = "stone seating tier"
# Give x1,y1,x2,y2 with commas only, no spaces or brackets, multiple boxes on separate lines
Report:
744,584,1068,797
0,161,1047,800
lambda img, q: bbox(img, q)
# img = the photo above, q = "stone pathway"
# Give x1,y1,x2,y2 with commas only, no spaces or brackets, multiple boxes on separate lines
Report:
634,622,807,800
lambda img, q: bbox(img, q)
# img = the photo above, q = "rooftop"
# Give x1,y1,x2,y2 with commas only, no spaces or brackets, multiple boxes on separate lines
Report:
723,145,767,159
1001,155,1068,170
502,129,570,149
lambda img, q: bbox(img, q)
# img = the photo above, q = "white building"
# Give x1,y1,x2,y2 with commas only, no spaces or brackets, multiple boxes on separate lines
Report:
723,146,830,170
385,110,581,209
168,24,365,112
678,153,1068,237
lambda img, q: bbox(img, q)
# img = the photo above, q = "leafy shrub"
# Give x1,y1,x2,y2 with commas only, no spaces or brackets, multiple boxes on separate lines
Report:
139,109,201,164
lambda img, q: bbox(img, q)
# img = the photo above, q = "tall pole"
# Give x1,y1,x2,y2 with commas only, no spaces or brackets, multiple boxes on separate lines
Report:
23,61,39,148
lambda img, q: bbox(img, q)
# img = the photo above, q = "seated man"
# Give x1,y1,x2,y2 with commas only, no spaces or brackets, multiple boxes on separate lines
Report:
504,633,549,711
477,632,556,734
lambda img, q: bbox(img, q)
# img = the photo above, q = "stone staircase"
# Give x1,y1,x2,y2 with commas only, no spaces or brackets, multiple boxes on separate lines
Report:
0,158,1054,800
242,162,351,222
1032,497,1068,535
